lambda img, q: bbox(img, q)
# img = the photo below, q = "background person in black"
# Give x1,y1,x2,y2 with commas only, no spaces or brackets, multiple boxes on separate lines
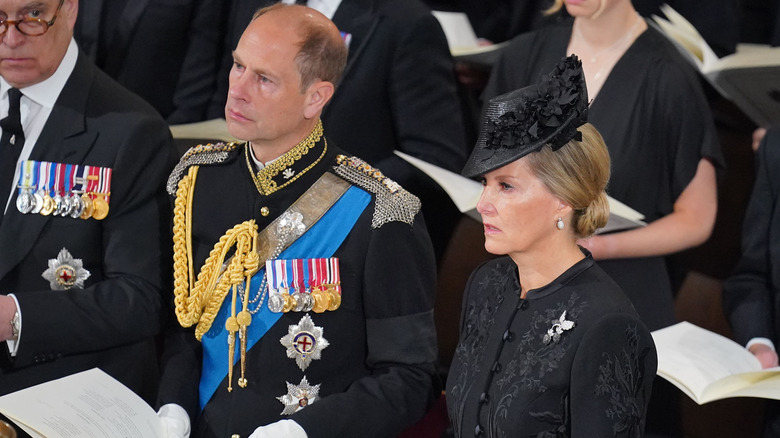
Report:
74,0,228,124
723,126,780,438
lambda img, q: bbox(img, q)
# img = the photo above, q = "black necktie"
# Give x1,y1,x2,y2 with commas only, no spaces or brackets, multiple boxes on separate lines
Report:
295,0,307,4
0,88,25,222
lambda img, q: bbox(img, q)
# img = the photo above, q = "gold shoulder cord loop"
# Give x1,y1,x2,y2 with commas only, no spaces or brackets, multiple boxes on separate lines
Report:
172,165,260,341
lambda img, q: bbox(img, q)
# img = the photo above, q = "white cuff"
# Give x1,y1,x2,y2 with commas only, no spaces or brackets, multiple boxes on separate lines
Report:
5,294,20,356
249,419,307,438
157,403,191,438
746,337,776,352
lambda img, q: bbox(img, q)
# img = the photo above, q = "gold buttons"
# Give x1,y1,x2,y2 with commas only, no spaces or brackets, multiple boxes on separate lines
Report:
260,206,270,217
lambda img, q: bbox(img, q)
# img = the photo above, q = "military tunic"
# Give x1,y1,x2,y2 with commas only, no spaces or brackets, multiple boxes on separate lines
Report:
159,137,439,438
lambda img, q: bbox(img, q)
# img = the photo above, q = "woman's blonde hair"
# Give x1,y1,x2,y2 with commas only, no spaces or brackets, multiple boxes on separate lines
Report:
544,0,565,15
526,123,611,237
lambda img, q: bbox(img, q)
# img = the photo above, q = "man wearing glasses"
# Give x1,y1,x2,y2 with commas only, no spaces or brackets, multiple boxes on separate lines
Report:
0,0,175,433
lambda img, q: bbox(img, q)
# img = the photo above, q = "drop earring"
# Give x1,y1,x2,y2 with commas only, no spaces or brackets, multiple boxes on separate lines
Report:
556,217,564,230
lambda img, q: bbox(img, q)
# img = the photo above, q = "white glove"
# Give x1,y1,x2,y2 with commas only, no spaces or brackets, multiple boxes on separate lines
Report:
157,403,191,438
248,419,307,438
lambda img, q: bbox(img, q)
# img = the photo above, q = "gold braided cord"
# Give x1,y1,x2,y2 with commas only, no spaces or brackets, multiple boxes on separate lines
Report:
173,167,200,326
172,165,261,340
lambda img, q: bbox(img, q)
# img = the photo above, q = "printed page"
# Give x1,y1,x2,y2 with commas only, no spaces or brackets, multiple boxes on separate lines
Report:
0,368,163,438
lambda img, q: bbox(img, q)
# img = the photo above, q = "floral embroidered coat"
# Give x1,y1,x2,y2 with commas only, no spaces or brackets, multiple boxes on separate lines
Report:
446,254,657,437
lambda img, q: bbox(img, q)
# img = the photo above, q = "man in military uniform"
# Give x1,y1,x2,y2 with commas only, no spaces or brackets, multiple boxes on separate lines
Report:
157,5,439,438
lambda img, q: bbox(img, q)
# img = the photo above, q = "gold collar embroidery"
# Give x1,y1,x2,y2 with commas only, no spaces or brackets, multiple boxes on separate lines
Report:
245,120,326,196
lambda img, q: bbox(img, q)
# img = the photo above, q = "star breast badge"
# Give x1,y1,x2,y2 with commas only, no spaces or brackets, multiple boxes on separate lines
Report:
280,314,329,371
277,376,320,415
41,248,91,290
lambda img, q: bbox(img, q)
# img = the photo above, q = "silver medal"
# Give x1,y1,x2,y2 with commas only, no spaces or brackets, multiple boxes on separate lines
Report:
16,189,34,214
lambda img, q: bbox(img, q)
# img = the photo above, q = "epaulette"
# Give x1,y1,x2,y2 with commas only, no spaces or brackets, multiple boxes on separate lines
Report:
333,155,421,229
166,142,240,195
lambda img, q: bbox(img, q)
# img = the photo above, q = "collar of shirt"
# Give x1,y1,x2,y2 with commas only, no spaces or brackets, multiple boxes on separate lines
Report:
248,142,280,171
280,0,342,20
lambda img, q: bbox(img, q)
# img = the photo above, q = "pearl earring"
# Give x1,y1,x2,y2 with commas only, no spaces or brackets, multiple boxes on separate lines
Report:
556,217,564,230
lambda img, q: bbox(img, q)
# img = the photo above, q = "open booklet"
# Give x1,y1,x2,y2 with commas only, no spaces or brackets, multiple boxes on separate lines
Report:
0,368,163,438
652,321,780,405
651,4,780,127
430,10,509,66
394,151,645,233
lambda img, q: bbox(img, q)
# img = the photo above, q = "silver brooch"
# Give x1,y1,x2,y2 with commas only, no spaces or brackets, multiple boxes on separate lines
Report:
542,310,575,345
41,248,91,290
277,376,320,415
280,314,329,371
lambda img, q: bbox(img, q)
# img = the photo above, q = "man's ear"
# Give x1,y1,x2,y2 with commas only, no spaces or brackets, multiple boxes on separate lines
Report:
303,81,335,120
65,0,79,30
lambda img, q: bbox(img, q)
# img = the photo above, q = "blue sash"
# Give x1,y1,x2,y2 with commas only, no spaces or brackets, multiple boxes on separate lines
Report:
199,185,370,409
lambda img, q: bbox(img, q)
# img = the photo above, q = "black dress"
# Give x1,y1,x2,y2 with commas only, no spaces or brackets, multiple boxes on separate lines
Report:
483,20,724,332
446,255,657,437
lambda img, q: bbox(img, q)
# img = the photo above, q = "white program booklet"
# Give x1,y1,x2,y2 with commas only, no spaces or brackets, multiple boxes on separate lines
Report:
0,368,163,438
652,321,780,405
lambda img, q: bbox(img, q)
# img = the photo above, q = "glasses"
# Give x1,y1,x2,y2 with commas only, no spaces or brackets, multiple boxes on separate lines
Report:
0,0,65,37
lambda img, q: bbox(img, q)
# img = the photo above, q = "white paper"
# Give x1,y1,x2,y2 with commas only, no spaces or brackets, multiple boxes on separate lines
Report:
431,11,480,51
169,118,238,142
652,321,780,404
394,150,481,215
0,368,163,438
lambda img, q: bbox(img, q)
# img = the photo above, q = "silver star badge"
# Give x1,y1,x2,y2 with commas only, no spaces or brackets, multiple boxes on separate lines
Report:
277,376,320,415
282,168,295,179
542,310,575,345
277,211,306,240
280,314,329,371
41,248,91,290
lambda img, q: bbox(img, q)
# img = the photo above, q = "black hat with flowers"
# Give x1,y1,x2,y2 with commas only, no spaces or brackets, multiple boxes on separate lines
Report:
462,55,588,178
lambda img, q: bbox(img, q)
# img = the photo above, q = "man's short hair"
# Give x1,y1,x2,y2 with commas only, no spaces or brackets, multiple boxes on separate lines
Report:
253,4,348,92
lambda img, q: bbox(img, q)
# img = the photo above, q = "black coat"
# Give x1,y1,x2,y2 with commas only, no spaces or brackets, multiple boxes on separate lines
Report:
723,127,780,347
75,0,228,123
0,53,176,405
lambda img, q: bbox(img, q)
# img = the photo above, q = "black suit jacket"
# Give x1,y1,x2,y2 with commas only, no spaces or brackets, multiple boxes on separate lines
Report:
74,0,228,123
723,127,780,347
0,53,176,406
